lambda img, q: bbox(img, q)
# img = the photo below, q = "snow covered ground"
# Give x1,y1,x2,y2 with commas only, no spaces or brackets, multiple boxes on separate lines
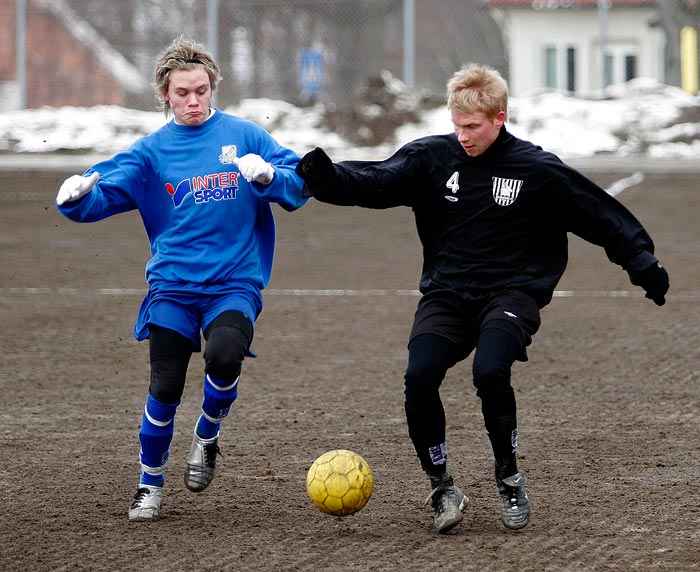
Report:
1,77,699,170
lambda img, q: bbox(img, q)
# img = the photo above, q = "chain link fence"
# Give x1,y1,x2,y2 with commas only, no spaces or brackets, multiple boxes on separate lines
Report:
2,0,505,110
3,0,700,112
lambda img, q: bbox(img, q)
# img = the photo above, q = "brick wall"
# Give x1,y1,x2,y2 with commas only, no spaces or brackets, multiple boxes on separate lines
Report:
2,0,128,109
0,2,15,83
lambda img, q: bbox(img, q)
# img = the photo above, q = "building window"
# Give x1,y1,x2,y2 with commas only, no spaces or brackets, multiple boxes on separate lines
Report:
543,44,576,91
624,55,637,81
545,46,557,89
566,47,576,92
602,45,638,87
604,53,614,88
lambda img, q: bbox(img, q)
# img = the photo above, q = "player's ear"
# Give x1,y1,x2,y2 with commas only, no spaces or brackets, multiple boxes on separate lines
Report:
494,110,506,127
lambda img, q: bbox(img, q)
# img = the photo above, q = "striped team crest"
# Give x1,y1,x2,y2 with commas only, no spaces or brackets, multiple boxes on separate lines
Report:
492,176,523,206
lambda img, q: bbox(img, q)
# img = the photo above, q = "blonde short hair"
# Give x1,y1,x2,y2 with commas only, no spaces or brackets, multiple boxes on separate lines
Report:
154,35,222,116
446,63,508,119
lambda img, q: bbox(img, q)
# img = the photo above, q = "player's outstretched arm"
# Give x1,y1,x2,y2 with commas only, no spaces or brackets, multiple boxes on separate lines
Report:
56,172,99,205
628,262,669,306
296,145,414,209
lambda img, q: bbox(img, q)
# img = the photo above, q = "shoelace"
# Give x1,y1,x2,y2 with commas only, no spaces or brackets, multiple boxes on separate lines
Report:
437,492,455,514
425,486,456,513
202,442,222,467
503,486,524,508
131,487,151,507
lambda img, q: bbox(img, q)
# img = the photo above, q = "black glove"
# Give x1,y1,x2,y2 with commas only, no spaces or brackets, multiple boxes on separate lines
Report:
296,147,337,198
629,262,669,306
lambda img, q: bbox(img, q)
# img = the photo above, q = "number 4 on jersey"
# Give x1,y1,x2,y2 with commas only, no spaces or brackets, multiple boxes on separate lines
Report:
446,171,460,193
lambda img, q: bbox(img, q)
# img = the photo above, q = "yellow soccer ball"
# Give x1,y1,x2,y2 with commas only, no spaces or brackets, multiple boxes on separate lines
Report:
306,449,374,516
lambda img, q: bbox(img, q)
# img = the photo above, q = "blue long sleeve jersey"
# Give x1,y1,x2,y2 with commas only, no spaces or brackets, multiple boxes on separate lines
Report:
57,109,307,336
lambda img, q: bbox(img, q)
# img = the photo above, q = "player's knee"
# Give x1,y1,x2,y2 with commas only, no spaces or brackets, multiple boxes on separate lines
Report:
204,325,250,380
148,324,193,403
149,358,188,403
472,322,522,392
405,339,451,386
405,364,442,388
472,358,512,393
404,367,444,411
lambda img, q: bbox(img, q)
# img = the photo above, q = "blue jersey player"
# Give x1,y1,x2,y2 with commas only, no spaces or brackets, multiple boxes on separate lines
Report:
56,36,307,521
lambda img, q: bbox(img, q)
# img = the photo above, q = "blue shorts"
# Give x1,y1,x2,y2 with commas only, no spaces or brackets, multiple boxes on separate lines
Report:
133,284,262,351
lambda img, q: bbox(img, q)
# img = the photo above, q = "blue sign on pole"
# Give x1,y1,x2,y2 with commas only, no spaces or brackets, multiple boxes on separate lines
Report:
299,49,324,99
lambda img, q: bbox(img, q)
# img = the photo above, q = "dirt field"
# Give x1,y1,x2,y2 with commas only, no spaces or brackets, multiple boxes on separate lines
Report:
1,165,699,571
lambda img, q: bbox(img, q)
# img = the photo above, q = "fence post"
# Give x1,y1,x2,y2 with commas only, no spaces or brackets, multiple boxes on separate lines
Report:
598,0,609,89
403,0,415,89
16,0,27,109
207,0,219,63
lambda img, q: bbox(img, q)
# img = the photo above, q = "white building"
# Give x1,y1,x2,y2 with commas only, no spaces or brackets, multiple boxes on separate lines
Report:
485,0,665,96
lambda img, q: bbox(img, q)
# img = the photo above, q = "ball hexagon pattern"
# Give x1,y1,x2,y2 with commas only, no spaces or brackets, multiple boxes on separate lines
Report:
306,449,374,516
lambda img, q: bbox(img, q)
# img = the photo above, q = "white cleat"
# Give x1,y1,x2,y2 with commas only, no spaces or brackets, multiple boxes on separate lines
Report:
425,483,469,533
128,485,163,521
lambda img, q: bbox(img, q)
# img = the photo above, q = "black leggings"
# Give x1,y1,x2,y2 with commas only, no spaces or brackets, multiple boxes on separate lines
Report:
148,310,253,404
404,320,524,475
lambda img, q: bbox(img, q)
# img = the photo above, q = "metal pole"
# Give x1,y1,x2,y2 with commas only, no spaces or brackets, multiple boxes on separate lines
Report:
207,0,219,63
16,0,27,109
403,0,415,89
598,0,609,88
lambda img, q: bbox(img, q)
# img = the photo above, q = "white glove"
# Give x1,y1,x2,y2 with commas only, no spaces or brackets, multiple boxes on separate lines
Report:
234,154,274,184
56,172,100,206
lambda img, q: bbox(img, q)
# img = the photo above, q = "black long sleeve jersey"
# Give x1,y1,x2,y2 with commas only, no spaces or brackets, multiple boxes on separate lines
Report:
304,127,658,308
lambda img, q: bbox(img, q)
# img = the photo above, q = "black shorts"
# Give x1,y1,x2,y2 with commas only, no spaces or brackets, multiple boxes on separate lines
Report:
408,289,542,362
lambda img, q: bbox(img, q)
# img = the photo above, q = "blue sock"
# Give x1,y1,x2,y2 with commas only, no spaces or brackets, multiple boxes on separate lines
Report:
195,414,220,440
138,393,179,486
196,374,239,439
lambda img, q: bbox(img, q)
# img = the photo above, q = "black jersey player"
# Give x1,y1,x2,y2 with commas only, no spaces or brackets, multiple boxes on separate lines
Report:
295,63,669,534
